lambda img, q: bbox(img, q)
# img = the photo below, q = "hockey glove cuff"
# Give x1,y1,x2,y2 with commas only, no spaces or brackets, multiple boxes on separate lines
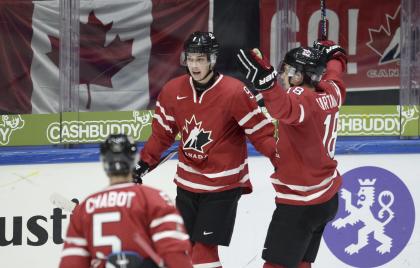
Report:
313,40,347,70
132,160,150,184
236,48,278,91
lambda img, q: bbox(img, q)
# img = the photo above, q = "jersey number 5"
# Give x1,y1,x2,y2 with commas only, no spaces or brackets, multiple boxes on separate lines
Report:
93,212,122,252
322,111,339,159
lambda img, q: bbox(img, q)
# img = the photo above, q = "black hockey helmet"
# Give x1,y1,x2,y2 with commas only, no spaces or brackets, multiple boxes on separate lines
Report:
181,31,219,66
281,46,326,84
100,134,138,176
184,31,219,54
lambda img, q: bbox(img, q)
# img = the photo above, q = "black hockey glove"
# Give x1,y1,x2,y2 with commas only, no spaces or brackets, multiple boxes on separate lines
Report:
313,40,347,69
236,48,278,91
132,159,150,184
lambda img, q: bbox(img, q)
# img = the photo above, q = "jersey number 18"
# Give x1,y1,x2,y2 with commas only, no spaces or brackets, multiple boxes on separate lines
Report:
322,111,339,159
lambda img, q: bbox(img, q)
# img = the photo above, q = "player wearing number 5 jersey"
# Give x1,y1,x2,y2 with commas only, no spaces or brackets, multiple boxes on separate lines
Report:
59,134,192,268
237,41,347,268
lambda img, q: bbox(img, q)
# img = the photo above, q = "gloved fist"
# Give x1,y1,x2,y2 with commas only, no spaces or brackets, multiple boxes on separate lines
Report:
313,40,347,69
236,48,278,91
132,160,150,184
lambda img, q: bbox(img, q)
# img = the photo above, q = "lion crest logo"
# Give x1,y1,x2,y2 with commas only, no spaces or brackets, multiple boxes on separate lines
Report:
323,166,415,267
0,115,25,145
332,178,394,255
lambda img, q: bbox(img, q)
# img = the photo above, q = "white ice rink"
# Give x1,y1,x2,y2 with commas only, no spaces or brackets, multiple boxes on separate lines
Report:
1,155,420,267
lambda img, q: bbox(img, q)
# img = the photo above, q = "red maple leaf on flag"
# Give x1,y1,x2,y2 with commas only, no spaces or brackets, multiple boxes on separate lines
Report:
366,6,401,64
47,11,135,109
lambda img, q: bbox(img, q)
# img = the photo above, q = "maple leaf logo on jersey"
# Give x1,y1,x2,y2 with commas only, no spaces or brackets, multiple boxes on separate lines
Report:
366,5,400,65
182,115,213,153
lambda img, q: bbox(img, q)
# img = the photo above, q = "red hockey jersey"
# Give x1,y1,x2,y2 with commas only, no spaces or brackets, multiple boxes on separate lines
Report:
59,183,191,268
141,74,276,194
261,59,346,205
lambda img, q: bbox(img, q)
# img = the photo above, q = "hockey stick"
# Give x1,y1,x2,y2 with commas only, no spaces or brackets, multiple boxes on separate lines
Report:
49,193,166,268
320,0,327,40
50,192,78,212
133,233,165,268
138,148,178,181
148,148,177,174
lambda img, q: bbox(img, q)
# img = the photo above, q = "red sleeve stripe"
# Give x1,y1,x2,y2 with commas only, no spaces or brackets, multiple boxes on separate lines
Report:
150,214,184,228
175,174,249,191
244,118,272,134
156,101,175,121
329,81,342,106
178,159,248,178
271,170,337,192
175,175,225,191
151,230,189,242
193,261,223,268
153,114,173,133
64,237,87,246
238,108,262,126
275,180,335,202
61,247,90,257
298,104,305,123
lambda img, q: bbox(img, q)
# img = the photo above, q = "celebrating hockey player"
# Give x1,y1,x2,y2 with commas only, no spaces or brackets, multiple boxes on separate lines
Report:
133,31,276,268
59,134,192,268
236,40,347,268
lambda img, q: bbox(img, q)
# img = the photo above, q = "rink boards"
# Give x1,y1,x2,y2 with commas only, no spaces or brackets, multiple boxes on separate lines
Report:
0,141,419,268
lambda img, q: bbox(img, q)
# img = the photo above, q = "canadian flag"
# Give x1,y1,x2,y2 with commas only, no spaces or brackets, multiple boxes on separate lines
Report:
0,0,208,114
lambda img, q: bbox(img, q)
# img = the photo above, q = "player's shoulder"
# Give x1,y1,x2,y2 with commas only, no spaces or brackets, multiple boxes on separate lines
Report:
287,85,315,97
219,74,244,87
137,184,162,195
165,74,190,88
138,185,175,207
218,74,247,96
316,79,343,97
83,183,137,199
159,74,190,97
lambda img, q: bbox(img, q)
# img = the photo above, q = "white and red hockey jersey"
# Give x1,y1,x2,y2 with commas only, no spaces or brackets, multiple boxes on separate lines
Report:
59,183,191,268
262,59,346,205
141,74,276,194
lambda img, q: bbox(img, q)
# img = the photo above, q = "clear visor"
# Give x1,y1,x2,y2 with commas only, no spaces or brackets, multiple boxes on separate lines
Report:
280,62,297,77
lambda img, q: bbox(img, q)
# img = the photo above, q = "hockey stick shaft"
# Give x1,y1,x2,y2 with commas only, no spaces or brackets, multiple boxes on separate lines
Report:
320,0,327,40
133,233,165,268
50,193,166,267
50,192,77,212
149,148,177,172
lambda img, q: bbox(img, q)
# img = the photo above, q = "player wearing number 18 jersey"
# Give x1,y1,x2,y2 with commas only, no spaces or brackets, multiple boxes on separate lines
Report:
264,47,346,207
237,41,347,268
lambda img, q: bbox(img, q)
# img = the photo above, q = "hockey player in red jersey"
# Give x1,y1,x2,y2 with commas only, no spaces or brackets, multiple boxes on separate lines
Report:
59,134,192,268
236,41,347,268
133,31,276,267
